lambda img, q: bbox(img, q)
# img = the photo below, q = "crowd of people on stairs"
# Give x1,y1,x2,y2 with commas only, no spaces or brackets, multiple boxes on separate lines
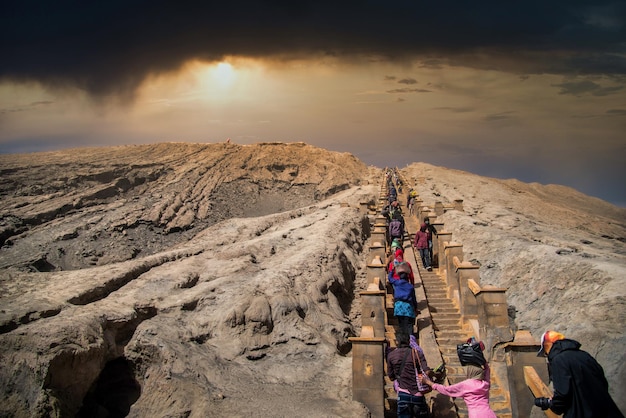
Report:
379,169,622,418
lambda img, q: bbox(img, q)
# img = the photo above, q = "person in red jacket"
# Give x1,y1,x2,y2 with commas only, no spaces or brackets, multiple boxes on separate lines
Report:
388,248,415,285
413,223,432,271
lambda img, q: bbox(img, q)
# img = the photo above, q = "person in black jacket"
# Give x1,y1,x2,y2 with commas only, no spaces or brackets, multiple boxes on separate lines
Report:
423,217,437,263
534,330,623,418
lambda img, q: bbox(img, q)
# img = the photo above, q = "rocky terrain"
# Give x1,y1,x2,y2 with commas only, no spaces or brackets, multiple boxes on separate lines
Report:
0,143,624,417
0,143,376,417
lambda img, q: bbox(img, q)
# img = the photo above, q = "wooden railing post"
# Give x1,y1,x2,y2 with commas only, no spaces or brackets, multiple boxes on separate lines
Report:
418,206,430,225
436,232,452,275
468,281,513,358
444,242,464,302
369,241,387,265
366,260,386,291
456,260,480,334
360,287,387,338
501,331,552,418
349,327,386,418
434,201,444,216
430,220,444,267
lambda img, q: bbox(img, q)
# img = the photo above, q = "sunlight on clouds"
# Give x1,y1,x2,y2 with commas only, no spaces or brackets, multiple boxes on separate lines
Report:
211,62,236,88
2,57,624,174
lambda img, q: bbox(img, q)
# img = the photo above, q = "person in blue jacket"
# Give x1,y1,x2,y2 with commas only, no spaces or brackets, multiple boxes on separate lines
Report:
388,264,418,336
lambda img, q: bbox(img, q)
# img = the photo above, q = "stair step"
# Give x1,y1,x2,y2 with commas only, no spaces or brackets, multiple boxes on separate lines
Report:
426,297,455,303
435,331,468,339
422,284,447,289
422,277,445,282
431,316,462,323
432,316,461,324
427,302,456,308
436,334,470,342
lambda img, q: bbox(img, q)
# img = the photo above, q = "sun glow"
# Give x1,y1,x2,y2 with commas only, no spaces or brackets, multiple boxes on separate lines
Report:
211,62,236,88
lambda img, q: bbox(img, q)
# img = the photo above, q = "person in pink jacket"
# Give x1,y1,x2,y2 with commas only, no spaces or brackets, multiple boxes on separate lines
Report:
419,362,496,418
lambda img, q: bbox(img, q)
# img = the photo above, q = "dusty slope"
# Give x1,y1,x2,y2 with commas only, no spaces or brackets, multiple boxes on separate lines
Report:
0,143,377,417
2,145,625,417
403,162,626,412
0,142,366,271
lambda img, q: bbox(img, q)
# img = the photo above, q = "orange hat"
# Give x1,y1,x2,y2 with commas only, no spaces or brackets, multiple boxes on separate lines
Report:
537,330,565,356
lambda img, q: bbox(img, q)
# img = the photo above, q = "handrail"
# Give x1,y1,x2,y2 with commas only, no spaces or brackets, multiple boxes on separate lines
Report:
524,366,561,418
356,169,540,417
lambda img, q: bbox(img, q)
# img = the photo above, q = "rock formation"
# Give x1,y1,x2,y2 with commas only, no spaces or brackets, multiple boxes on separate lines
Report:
0,142,375,417
0,144,624,416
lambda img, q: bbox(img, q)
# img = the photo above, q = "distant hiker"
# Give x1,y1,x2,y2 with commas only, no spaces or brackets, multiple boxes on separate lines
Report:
389,187,398,203
387,248,415,285
387,332,432,417
407,189,417,208
386,240,403,268
389,200,402,221
408,196,416,215
424,217,437,263
533,330,623,418
414,223,432,271
389,211,405,245
388,265,418,336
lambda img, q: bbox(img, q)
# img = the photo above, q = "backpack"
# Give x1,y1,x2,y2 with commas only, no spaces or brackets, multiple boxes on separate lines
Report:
457,338,486,366
395,261,411,275
389,219,403,237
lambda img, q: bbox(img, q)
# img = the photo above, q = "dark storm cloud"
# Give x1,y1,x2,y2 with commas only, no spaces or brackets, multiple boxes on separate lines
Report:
398,78,418,85
0,101,55,115
484,111,516,122
553,80,624,96
387,88,431,94
1,0,625,97
434,106,475,113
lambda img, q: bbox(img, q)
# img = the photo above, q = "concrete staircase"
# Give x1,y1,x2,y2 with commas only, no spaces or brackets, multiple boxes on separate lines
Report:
419,266,513,418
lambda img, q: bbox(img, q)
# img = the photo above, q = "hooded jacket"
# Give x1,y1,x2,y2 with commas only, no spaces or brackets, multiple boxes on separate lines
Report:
547,339,623,418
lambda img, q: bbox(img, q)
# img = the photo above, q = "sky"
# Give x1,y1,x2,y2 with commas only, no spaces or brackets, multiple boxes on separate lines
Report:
1,1,625,206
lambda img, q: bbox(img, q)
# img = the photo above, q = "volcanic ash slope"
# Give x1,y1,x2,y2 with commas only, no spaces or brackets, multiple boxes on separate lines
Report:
0,142,377,418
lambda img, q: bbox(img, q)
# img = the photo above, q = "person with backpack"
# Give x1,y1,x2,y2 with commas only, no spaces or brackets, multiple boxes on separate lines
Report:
388,265,418,336
389,211,405,245
387,332,432,417
387,248,415,285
